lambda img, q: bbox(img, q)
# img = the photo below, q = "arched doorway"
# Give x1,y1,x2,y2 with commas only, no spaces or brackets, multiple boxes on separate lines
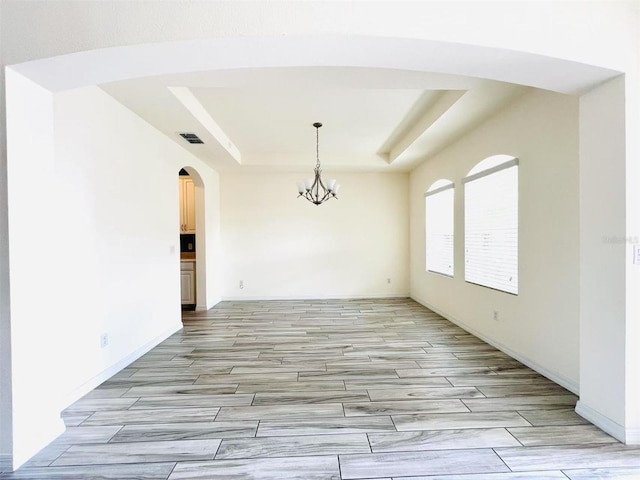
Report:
178,166,207,311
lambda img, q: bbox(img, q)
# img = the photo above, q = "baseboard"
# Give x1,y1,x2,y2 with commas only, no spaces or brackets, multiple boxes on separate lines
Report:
0,453,12,473
575,400,627,443
411,295,579,395
59,322,183,410
222,293,410,301
204,296,222,311
626,427,640,445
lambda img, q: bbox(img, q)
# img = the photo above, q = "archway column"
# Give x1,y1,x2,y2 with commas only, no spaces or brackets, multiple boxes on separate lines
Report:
624,62,640,443
5,69,67,469
576,74,640,444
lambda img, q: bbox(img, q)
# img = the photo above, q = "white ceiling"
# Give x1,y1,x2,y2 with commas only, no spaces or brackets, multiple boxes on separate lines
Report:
101,66,530,173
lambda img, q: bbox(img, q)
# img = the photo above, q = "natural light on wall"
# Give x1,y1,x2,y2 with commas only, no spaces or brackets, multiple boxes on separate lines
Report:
464,155,519,294
425,179,454,277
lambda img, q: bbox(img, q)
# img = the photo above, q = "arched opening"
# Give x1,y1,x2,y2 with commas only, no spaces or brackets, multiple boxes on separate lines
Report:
427,179,454,192
1,24,635,470
467,154,516,176
178,166,208,312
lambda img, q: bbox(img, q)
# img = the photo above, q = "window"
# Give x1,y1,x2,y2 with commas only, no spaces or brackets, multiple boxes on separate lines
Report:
464,155,518,294
425,180,454,277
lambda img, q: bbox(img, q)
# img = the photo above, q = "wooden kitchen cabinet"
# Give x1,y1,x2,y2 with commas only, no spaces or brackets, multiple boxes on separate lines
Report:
179,176,196,234
180,260,196,305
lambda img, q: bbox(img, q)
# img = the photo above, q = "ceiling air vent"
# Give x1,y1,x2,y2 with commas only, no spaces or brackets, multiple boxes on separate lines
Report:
179,133,204,144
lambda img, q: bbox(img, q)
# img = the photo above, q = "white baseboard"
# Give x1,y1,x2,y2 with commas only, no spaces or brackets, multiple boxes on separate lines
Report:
0,453,12,473
625,428,640,445
59,322,183,411
575,400,627,443
411,295,579,395
222,293,410,301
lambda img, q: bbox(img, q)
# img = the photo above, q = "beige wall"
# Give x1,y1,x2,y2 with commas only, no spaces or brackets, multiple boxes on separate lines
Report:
220,171,409,299
410,89,580,390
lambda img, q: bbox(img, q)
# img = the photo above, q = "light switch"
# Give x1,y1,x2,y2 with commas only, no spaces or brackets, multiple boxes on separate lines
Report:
634,244,640,266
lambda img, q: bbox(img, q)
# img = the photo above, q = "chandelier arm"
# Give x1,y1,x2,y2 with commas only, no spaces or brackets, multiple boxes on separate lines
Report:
311,172,320,202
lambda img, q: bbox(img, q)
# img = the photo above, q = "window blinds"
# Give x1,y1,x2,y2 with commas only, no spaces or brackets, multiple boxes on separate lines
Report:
425,184,454,277
464,161,518,294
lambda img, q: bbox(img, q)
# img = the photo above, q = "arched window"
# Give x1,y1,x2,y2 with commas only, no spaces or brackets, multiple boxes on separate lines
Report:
425,179,454,277
464,155,518,294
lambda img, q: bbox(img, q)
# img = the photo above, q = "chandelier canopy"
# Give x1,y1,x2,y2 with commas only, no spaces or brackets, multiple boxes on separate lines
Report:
297,122,340,205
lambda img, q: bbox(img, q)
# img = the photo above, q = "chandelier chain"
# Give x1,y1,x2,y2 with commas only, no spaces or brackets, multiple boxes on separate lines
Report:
316,124,321,170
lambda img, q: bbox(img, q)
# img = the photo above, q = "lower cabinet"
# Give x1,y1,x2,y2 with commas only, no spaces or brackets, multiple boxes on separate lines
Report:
180,261,196,305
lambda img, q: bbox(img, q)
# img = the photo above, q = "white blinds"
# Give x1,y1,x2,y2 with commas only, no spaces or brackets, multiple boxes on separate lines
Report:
464,161,518,294
425,185,454,277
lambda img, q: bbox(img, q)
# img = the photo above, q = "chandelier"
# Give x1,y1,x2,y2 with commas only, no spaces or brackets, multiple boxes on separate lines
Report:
297,122,340,205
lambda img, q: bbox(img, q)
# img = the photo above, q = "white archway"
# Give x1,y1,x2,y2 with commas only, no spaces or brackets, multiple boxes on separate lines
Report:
2,28,637,470
10,36,618,95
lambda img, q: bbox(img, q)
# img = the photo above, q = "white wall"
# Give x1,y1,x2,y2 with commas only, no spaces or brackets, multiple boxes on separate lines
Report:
5,78,222,468
221,172,409,299
623,10,640,440
0,66,13,471
577,76,628,438
6,70,64,468
410,89,580,390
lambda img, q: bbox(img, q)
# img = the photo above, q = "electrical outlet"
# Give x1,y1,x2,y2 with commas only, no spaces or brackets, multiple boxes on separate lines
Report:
493,311,499,321
387,278,391,284
239,280,244,289
634,244,640,266
100,333,109,348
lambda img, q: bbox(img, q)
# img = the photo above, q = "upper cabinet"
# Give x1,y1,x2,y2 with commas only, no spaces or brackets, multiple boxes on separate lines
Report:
179,176,196,234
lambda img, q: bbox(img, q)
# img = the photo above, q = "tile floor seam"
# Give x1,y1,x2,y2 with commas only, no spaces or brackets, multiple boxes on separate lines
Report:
492,446,514,473
505,426,526,447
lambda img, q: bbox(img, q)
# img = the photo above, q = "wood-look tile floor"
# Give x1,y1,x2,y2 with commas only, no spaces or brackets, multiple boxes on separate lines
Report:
4,298,640,479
